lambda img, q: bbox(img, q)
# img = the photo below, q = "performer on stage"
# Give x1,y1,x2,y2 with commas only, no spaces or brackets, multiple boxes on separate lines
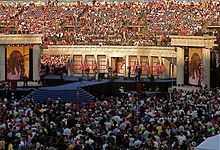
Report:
85,67,90,80
23,74,29,88
127,66,131,79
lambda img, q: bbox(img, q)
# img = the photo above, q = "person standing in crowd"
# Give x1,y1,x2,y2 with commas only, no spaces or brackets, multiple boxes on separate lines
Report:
85,67,90,80
93,67,99,80
23,74,28,88
108,67,113,78
135,66,142,82
135,66,138,81
137,67,142,82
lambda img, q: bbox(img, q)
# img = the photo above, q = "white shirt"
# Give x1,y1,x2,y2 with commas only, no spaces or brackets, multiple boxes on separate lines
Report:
63,128,71,137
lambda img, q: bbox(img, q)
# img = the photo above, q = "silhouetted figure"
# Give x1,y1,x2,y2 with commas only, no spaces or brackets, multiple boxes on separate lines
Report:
46,64,50,75
127,66,131,79
60,70,64,81
137,68,142,82
108,67,113,78
85,67,90,80
135,67,142,82
23,74,28,88
150,74,155,81
93,68,99,80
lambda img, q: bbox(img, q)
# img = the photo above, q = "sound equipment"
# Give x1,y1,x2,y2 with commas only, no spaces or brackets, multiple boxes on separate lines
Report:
98,73,108,79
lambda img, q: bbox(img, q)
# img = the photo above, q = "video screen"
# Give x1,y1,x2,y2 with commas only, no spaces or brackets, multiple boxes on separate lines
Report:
188,48,203,86
6,46,30,80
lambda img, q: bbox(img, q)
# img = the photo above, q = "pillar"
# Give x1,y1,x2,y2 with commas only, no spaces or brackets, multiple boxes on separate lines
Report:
158,56,162,78
0,46,5,81
122,55,126,76
67,55,73,76
32,45,41,81
202,48,210,88
126,55,129,77
94,54,97,74
176,47,184,86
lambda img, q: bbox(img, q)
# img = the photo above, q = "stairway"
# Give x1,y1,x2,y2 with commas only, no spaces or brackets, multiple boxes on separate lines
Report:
29,87,94,104
25,80,110,104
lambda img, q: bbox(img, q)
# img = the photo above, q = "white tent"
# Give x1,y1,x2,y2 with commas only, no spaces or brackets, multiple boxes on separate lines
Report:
195,134,220,150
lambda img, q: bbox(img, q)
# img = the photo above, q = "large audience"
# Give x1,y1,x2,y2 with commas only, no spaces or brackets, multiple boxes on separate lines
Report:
0,0,219,46
0,87,220,149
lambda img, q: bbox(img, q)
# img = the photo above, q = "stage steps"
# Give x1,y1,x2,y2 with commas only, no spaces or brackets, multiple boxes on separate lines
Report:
28,88,94,104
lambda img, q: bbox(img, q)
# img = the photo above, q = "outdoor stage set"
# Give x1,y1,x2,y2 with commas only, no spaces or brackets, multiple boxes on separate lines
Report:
0,34,218,96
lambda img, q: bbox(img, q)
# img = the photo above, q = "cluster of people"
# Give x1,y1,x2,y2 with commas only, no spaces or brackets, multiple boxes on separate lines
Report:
40,55,69,75
0,0,219,46
40,55,69,69
0,87,220,149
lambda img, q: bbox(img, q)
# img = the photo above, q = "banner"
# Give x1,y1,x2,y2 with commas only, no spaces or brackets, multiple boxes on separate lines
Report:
6,46,29,80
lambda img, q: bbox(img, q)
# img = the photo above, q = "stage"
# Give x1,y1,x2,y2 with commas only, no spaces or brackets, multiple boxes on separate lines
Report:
169,85,202,92
0,74,176,103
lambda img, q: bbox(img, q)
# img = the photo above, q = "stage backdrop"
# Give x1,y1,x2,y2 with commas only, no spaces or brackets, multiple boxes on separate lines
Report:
6,46,30,80
188,48,203,86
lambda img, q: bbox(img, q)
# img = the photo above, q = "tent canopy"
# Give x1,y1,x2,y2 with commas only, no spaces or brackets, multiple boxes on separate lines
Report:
195,134,220,150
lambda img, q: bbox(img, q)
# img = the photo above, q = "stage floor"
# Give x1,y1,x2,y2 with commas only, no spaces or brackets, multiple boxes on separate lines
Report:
43,74,176,83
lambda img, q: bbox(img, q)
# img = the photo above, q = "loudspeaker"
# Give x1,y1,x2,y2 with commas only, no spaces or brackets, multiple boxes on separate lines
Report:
78,77,83,81
98,73,107,79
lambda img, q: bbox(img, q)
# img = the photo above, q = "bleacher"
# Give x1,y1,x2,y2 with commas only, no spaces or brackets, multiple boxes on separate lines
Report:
0,1,219,45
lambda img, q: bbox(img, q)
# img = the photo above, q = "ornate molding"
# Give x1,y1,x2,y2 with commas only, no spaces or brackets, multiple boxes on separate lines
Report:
0,34,43,44
170,35,217,48
45,45,177,57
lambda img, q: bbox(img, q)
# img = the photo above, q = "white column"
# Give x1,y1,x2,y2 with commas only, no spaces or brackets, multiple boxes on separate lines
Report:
202,48,210,88
158,56,162,78
176,47,184,86
108,55,111,68
67,55,73,76
94,54,97,74
123,56,126,76
126,55,129,77
32,45,41,81
137,55,140,65
0,46,5,81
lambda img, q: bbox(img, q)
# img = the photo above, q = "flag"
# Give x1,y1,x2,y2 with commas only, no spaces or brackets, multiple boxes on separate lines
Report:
144,59,151,74
83,58,88,70
180,32,185,35
155,60,161,74
92,59,98,70
106,58,109,71
132,59,138,71
80,58,84,71
160,62,166,73
162,36,168,41
120,58,126,69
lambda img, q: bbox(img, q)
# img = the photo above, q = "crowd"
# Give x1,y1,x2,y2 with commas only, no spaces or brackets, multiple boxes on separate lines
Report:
0,0,219,46
0,87,220,149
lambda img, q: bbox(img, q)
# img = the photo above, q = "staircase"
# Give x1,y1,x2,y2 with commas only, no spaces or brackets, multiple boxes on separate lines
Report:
28,87,94,104
25,80,110,104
